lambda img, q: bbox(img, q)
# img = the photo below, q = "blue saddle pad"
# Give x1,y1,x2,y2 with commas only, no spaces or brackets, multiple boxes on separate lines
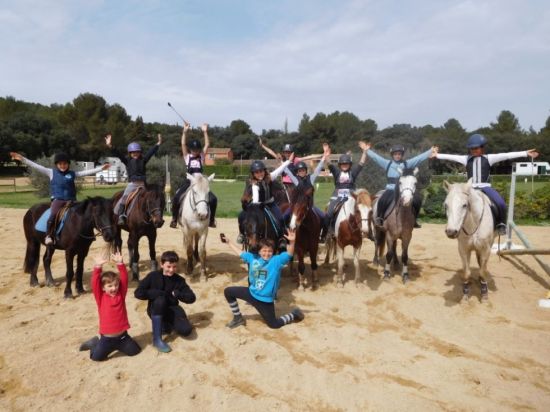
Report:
35,208,69,234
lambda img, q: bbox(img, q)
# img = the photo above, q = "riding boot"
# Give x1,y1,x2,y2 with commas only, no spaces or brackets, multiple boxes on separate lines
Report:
209,216,217,228
170,198,179,228
45,218,54,245
152,315,171,353
79,336,99,352
116,204,127,226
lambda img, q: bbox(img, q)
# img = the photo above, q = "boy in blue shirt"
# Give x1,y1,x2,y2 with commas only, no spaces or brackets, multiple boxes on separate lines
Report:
220,230,304,329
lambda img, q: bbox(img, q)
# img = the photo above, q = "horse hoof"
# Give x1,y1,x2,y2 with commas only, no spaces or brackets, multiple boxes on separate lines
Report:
383,271,391,280
200,275,207,283
132,276,140,282
336,281,344,288
461,294,470,303
298,285,306,292
312,282,319,291
30,281,39,288
402,274,409,284
481,293,489,302
64,293,74,300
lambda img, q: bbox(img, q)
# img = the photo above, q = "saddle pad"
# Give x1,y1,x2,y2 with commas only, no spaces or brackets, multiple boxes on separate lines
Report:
35,208,70,234
125,187,144,216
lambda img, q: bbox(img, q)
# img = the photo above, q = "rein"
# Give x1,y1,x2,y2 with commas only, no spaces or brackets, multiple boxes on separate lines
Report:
79,204,113,240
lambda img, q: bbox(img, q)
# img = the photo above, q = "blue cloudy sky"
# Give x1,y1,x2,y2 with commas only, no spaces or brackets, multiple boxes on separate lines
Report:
1,0,549,132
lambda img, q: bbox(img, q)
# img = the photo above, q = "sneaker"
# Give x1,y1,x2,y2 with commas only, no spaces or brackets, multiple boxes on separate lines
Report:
169,220,178,228
117,215,127,226
226,315,246,329
44,236,53,245
79,336,99,352
209,220,217,228
291,308,305,322
236,234,245,244
496,223,507,236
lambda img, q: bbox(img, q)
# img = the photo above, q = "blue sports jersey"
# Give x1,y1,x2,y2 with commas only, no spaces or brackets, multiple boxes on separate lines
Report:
240,251,292,303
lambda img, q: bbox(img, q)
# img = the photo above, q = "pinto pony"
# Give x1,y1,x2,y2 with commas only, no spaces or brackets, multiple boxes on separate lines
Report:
443,180,495,301
23,197,115,298
288,185,322,290
325,189,372,286
178,173,214,281
112,184,165,280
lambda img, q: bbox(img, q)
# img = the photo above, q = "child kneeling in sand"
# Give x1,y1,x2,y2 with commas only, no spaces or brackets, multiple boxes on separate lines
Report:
79,251,141,361
134,251,196,353
220,230,304,329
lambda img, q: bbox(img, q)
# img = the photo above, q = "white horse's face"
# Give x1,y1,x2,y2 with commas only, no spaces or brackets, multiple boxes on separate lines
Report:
399,175,417,207
444,184,470,239
186,174,212,221
357,203,371,233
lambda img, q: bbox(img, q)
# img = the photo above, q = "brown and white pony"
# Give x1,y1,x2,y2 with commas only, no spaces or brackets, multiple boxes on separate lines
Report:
288,185,322,290
325,189,372,287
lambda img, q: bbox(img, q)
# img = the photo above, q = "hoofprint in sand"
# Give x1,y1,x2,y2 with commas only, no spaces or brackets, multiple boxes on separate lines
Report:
1,207,549,411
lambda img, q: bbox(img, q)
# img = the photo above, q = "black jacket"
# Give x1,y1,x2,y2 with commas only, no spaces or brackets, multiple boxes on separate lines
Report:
134,271,196,313
112,144,159,182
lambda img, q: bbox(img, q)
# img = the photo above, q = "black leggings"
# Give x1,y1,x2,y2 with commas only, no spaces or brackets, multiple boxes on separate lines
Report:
90,332,141,361
224,286,285,329
149,296,193,336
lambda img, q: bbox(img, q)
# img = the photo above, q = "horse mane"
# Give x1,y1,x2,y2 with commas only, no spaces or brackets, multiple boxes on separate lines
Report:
402,168,416,177
290,184,313,205
73,196,107,215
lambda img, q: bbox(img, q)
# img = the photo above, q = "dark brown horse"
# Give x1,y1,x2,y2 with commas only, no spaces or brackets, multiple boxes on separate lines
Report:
288,185,322,290
23,197,116,298
112,184,165,280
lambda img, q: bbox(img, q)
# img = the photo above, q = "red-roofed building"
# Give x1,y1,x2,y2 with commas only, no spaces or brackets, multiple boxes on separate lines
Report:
205,148,233,165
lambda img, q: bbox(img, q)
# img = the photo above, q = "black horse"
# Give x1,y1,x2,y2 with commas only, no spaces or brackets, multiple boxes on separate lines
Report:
112,184,165,280
241,203,282,253
23,197,116,298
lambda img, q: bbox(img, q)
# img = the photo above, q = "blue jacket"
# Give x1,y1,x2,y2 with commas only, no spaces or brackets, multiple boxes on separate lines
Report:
367,148,431,190
50,169,77,200
240,251,292,302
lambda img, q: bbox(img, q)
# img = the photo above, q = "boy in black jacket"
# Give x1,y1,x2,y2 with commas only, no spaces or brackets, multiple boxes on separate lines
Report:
134,251,196,353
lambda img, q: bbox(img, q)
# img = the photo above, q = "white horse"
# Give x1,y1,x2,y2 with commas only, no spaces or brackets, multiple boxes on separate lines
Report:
372,168,418,284
443,180,495,301
325,189,372,287
179,173,215,282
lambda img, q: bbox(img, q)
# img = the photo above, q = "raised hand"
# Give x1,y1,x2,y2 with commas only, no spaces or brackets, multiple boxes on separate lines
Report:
93,254,107,267
285,228,296,243
157,133,162,145
111,251,124,264
358,141,370,151
288,152,295,163
322,143,331,158
9,152,23,161
201,123,208,133
527,149,539,159
105,134,112,147
183,122,191,133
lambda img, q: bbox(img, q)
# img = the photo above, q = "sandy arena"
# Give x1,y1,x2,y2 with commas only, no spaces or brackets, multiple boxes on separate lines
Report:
0,208,549,411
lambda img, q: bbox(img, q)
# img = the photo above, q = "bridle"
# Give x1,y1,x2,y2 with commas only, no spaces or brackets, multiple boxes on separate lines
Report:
188,184,210,215
79,201,114,239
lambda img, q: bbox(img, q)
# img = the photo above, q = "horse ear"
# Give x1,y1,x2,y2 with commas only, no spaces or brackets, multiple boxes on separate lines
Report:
208,173,216,182
186,173,194,182
351,191,358,199
397,167,404,176
443,180,451,192
413,167,419,176
466,178,473,188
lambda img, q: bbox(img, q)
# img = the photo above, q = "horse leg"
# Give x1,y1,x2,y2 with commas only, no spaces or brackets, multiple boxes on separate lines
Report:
458,242,472,302
198,232,207,282
383,235,394,280
391,239,399,270
353,246,362,286
194,235,200,262
401,232,412,284
185,233,194,276
25,238,41,287
335,246,345,287
128,234,140,281
75,244,90,295
147,230,158,272
478,248,490,301
43,246,56,287
324,237,332,265
297,250,306,291
64,251,76,299
311,242,320,291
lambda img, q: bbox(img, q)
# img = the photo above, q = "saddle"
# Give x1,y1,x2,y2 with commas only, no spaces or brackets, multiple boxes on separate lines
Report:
35,203,73,235
124,186,144,215
327,198,347,234
373,190,396,224
476,189,501,230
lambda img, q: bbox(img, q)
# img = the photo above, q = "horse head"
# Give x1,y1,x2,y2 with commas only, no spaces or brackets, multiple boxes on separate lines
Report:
352,188,372,234
289,185,313,230
397,167,418,207
144,184,166,228
243,204,265,252
443,179,473,239
87,197,116,242
186,173,214,222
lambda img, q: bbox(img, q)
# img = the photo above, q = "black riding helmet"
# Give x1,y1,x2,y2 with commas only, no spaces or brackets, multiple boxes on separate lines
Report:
250,160,267,173
390,145,405,155
54,152,70,164
295,161,308,171
187,139,202,151
338,154,352,165
282,144,293,152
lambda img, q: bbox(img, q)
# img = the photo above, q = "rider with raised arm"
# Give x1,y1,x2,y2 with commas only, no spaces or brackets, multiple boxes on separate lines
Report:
170,122,218,229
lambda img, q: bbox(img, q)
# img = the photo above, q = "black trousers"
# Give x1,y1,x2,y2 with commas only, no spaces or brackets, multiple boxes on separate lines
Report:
149,295,193,336
90,332,141,361
171,179,217,221
224,286,285,329
377,189,422,219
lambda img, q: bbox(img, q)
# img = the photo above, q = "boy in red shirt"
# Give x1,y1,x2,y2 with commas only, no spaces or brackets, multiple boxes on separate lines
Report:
79,251,141,361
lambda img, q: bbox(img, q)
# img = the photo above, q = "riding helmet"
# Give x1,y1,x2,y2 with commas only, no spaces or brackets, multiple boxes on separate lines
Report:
466,134,487,149
250,160,267,173
127,142,142,153
295,161,308,171
188,139,202,151
390,144,406,154
53,152,70,164
338,154,352,165
282,144,293,152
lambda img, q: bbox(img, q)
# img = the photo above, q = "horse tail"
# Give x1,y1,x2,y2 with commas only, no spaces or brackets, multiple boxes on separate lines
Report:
23,209,40,274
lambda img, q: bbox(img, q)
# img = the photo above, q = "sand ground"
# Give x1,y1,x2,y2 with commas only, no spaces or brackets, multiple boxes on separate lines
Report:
1,208,549,411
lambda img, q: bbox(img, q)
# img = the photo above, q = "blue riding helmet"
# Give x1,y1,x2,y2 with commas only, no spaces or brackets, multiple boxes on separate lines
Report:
390,144,405,154
127,142,142,153
338,154,352,165
466,134,487,149
250,160,266,173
